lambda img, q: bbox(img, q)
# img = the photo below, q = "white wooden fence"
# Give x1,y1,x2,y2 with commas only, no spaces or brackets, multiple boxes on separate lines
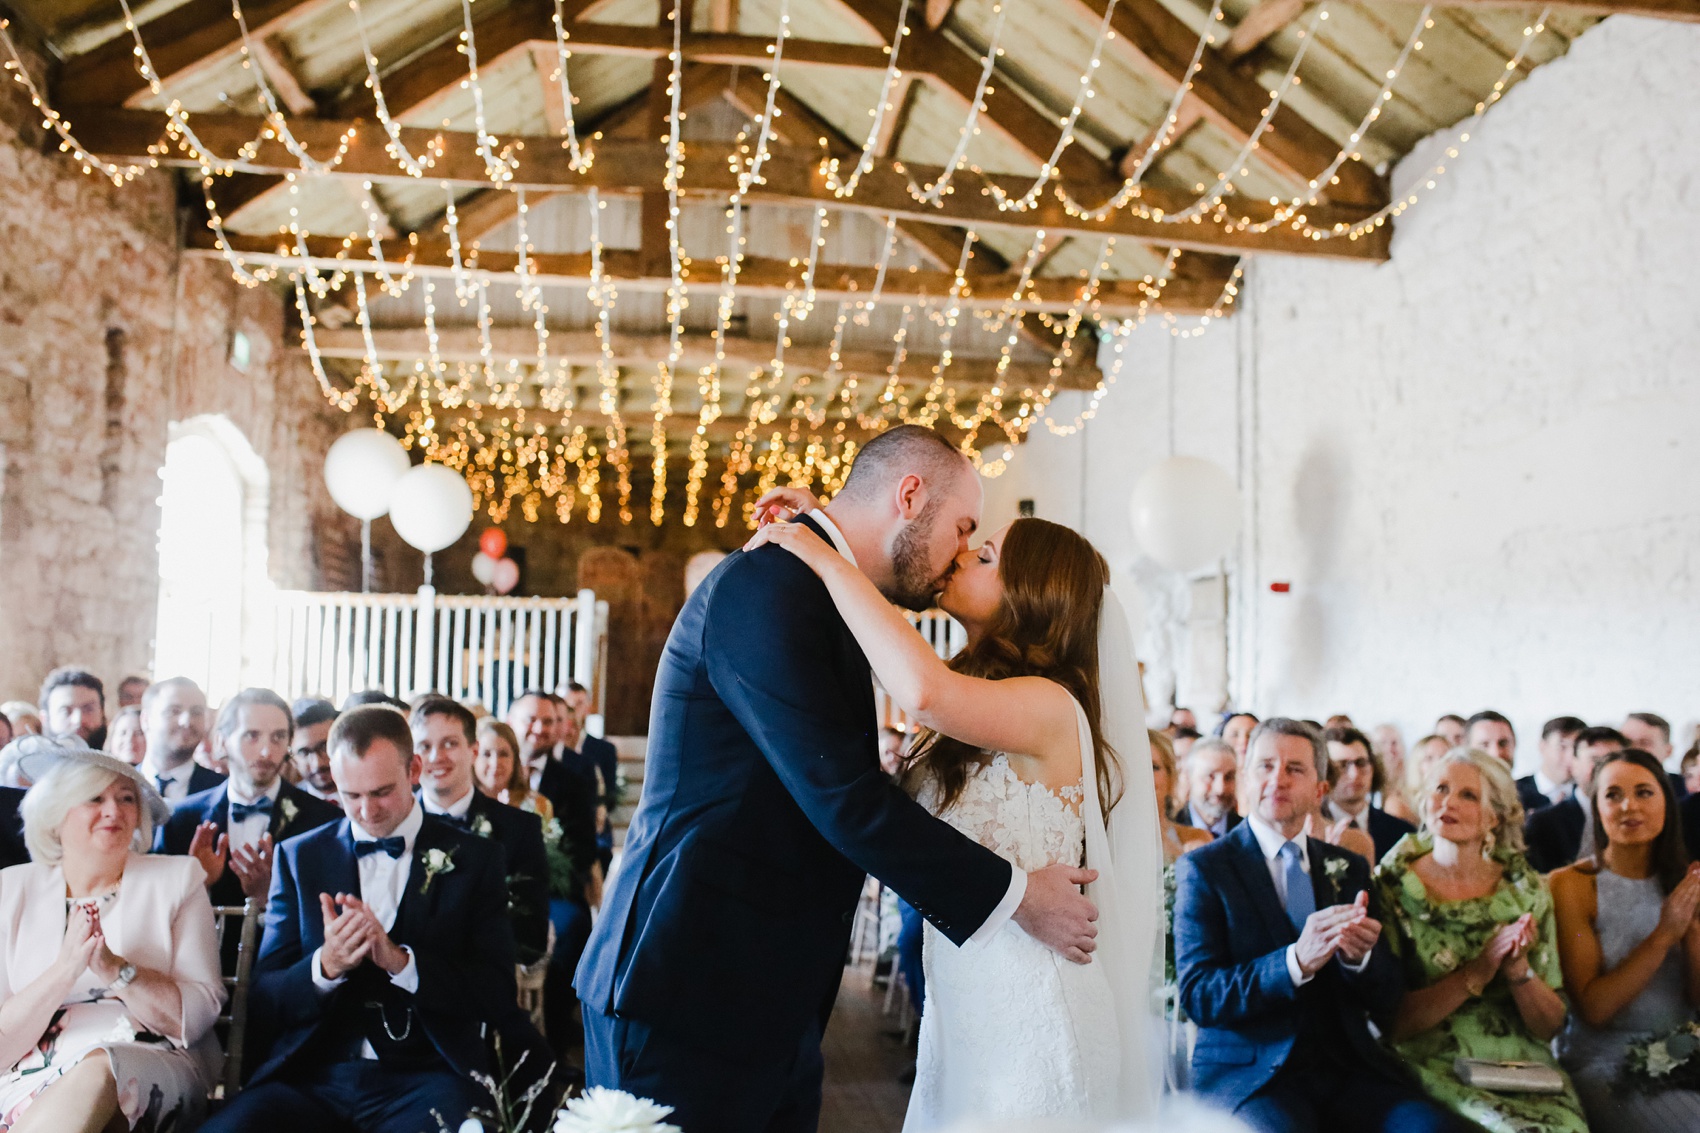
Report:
264,587,608,717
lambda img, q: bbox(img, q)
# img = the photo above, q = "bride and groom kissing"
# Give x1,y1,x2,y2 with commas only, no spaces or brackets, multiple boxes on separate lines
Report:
575,424,1165,1133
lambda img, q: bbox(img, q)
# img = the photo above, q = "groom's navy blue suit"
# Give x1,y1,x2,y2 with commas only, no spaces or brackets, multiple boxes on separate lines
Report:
577,516,1015,1133
1176,822,1469,1133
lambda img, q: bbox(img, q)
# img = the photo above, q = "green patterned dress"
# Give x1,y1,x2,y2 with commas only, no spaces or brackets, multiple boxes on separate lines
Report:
1374,831,1588,1133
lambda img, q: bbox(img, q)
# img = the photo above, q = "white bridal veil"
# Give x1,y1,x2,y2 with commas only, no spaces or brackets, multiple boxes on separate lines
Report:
1080,587,1166,1119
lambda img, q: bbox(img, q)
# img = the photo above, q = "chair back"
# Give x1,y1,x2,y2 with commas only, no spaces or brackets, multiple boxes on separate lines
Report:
211,900,263,1099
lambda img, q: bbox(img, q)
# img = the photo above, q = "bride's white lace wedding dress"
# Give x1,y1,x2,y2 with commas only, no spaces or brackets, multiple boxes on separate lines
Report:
903,699,1122,1130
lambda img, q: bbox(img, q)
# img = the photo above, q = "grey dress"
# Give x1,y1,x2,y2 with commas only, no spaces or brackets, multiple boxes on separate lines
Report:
1557,868,1700,1133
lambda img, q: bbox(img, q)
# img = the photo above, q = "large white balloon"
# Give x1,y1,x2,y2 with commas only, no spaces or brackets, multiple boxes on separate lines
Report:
323,429,411,521
1128,456,1241,573
388,463,475,554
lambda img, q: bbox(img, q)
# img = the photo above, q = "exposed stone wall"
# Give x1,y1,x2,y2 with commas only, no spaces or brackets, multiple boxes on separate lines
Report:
0,38,360,701
983,15,1700,767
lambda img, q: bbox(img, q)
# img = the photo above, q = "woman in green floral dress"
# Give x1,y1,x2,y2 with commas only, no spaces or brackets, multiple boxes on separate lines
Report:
1376,747,1588,1133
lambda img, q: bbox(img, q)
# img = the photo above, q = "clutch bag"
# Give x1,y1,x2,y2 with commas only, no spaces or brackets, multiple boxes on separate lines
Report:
1452,1057,1567,1094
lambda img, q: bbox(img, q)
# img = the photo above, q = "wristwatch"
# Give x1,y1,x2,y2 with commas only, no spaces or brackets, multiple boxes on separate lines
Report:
108,961,137,993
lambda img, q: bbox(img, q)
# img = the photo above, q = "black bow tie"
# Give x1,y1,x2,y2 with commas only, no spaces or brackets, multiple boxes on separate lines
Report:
354,836,406,859
230,798,273,823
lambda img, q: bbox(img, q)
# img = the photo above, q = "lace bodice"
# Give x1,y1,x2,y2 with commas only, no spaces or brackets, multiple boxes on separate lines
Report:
915,754,1085,874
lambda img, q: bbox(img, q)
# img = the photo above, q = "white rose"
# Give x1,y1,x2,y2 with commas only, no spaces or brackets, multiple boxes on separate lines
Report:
555,1088,682,1133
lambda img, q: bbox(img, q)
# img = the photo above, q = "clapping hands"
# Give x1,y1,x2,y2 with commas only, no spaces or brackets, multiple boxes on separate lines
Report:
317,893,410,980
1655,863,1700,949
1464,912,1537,990
1294,890,1383,976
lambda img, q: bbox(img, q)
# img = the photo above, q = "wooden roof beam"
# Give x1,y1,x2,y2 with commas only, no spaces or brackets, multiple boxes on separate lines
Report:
1221,0,1308,65
1424,1,1698,20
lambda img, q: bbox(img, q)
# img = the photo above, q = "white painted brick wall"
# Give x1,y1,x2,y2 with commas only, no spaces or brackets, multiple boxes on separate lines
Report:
982,16,1700,769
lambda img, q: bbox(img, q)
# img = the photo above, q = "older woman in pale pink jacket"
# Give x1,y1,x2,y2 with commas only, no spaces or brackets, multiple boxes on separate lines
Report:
0,743,223,1133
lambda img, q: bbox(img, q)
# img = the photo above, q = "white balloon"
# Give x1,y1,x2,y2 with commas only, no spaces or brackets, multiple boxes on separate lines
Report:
471,552,497,585
1128,456,1241,573
388,463,475,554
323,429,411,521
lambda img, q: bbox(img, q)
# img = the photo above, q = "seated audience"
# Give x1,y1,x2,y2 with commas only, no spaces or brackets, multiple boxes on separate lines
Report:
1178,738,1241,837
115,675,149,710
560,684,619,875
1622,712,1677,775
1523,716,1585,812
290,698,341,805
1370,723,1407,809
40,666,106,750
1525,727,1626,873
1217,712,1258,761
475,718,554,822
1175,718,1466,1133
102,705,145,766
1375,747,1586,1133
140,677,222,802
1167,707,1198,736
1154,731,1212,861
411,696,550,965
157,689,341,937
1683,742,1700,797
201,706,547,1133
1324,714,1355,729
1552,748,1700,1133
0,744,223,1132
2,702,42,738
1172,725,1201,765
1151,728,1207,1093
340,689,409,712
1323,726,1415,862
1435,714,1468,749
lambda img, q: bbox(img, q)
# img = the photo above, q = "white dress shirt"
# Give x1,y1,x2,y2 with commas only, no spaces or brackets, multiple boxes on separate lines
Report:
1533,769,1571,806
144,757,196,802
420,785,475,822
1325,799,1370,832
1244,813,1370,988
312,802,422,1057
811,509,1026,944
226,779,282,851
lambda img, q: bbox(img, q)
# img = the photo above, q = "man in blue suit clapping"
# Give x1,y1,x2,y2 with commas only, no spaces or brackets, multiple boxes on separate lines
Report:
1175,718,1470,1133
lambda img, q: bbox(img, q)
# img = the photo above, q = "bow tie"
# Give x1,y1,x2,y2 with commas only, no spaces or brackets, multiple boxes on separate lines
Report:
354,836,407,859
230,798,273,823
438,812,471,832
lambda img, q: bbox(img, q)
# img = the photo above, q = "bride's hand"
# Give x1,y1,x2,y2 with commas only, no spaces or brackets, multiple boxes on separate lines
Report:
751,486,823,528
743,519,837,573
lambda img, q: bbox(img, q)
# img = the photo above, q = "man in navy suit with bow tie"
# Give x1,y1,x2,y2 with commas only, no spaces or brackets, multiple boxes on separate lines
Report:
1176,718,1471,1133
202,706,548,1133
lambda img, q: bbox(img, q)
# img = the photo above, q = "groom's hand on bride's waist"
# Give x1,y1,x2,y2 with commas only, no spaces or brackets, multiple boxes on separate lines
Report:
1013,865,1100,964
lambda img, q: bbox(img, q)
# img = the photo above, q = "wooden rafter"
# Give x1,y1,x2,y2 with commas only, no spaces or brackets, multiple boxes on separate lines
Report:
76,109,1389,259
1221,0,1309,65
1426,0,1698,20
247,35,316,115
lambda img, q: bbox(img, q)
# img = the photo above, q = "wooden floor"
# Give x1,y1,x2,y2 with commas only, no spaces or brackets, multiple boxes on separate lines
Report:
820,963,915,1133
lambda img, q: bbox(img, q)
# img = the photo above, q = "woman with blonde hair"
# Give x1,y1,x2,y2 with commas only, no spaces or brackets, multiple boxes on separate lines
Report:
0,744,223,1132
101,708,144,768
474,717,554,823
1388,733,1452,825
1375,748,1586,1133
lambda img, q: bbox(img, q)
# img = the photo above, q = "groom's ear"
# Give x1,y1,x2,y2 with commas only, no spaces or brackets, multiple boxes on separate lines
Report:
892,472,928,520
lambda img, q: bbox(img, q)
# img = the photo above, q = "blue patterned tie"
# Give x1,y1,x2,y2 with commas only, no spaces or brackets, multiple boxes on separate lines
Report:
1280,841,1315,935
230,798,273,823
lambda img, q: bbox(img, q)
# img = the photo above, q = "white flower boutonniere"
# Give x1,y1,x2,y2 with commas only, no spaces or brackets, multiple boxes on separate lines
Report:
420,847,457,893
554,1087,681,1133
279,798,299,827
470,813,494,839
1323,856,1350,899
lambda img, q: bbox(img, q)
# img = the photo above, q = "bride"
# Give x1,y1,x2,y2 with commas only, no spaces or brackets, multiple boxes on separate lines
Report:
746,492,1163,1128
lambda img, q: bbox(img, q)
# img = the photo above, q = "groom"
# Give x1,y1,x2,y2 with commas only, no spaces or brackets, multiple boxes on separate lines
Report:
577,425,1100,1133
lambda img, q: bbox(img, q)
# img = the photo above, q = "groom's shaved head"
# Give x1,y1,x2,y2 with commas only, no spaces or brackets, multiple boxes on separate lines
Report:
837,425,969,505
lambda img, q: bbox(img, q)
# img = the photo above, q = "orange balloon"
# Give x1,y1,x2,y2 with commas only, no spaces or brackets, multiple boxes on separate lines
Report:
478,528,508,558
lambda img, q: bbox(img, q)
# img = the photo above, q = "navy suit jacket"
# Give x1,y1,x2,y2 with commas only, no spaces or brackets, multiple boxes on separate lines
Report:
1682,792,1700,864
424,790,551,964
1175,822,1408,1109
1524,796,1586,873
1515,774,1556,816
247,814,538,1087
1364,806,1416,864
576,516,1013,1064
156,780,341,907
534,755,599,894
0,788,26,869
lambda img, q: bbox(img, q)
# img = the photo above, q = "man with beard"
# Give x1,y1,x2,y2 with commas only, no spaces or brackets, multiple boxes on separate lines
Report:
291,698,342,805
40,666,107,749
560,683,619,874
140,677,224,802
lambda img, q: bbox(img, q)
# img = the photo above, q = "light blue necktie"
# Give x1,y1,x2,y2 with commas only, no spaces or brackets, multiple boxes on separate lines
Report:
1279,841,1315,934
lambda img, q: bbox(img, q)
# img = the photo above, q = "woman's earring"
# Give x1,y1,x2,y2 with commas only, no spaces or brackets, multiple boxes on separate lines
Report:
1482,828,1497,859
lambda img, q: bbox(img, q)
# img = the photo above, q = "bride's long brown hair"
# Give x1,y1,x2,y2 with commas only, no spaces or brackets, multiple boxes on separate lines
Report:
903,517,1123,819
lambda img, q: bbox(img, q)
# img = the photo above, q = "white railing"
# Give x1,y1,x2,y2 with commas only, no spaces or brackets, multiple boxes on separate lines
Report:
878,611,968,730
264,587,608,717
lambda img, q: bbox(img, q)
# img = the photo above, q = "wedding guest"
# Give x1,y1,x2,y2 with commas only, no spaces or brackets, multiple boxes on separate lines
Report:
1153,731,1211,860
1436,714,1468,749
1175,719,1467,1133
1684,742,1700,797
1323,726,1415,862
1218,712,1258,761
340,689,409,712
1552,748,1700,1133
140,677,222,802
561,683,619,873
1169,707,1198,735
1299,751,1377,864
1524,716,1586,811
879,726,907,777
1325,714,1354,730
1173,725,1201,765
102,706,145,767
40,666,106,749
0,703,39,738
115,675,149,710
0,743,223,1132
157,689,340,933
1526,727,1626,873
1179,738,1240,837
290,698,341,805
201,705,548,1133
1153,728,1207,1093
194,726,228,777
475,718,554,822
1376,747,1587,1133
1371,723,1406,802
411,696,549,964
1623,713,1676,774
